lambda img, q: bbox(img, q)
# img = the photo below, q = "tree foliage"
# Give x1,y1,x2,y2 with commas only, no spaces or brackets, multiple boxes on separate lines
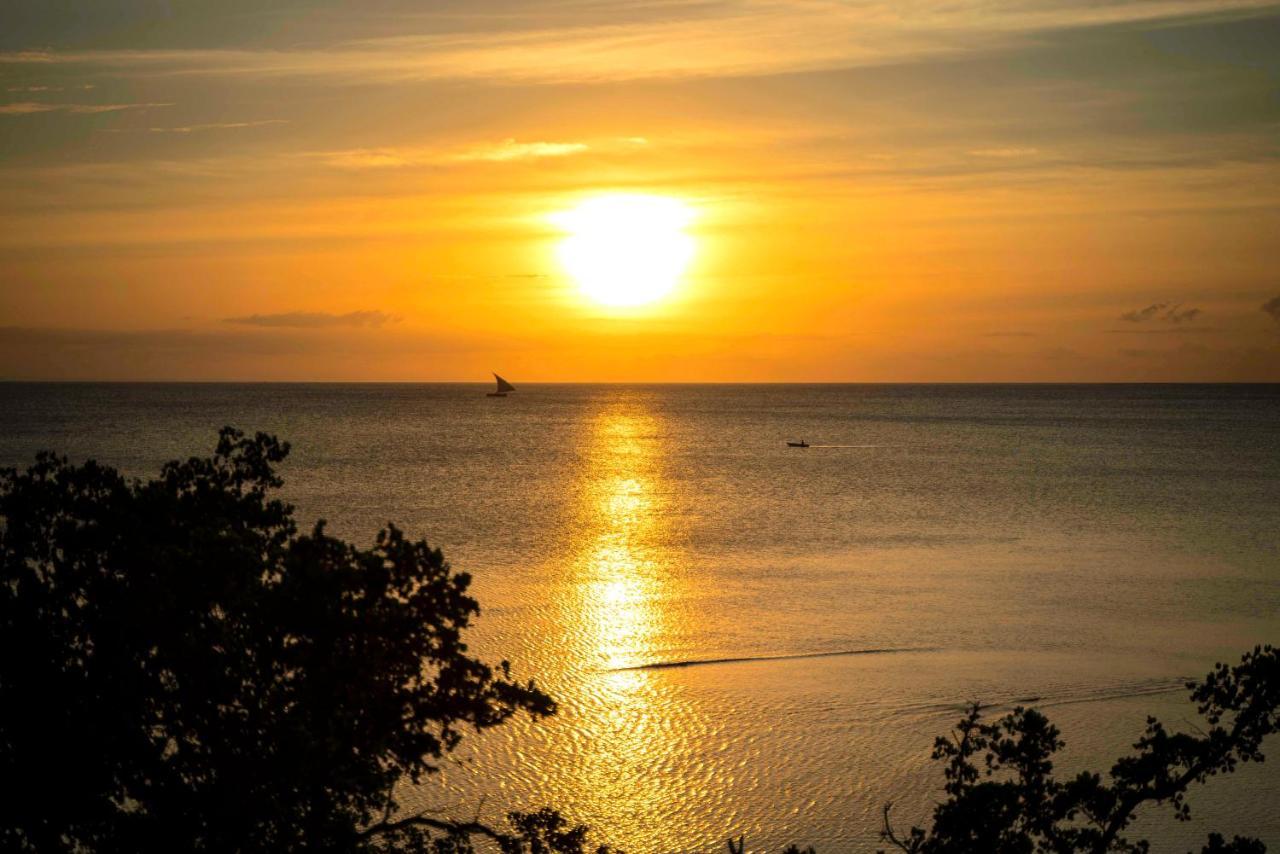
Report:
878,646,1278,854
0,428,594,852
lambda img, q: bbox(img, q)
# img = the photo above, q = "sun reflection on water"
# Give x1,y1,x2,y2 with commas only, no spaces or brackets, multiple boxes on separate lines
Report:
557,401,685,822
566,407,674,673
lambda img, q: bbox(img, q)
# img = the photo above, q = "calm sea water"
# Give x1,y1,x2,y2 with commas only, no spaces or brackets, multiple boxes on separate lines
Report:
2,383,1278,851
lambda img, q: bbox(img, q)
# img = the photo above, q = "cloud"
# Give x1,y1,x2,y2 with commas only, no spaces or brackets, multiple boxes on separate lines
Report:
2,0,1273,85
1118,303,1203,324
1165,305,1202,324
1263,295,1280,325
1105,327,1219,335
968,147,1039,158
0,325,502,381
105,119,288,134
222,310,398,329
5,84,93,92
0,100,171,115
1119,303,1166,323
454,138,589,162
311,136,634,170
316,149,417,169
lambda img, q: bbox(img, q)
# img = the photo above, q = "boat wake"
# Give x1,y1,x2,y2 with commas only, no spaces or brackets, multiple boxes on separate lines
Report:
606,646,940,672
1031,677,1189,709
894,676,1190,718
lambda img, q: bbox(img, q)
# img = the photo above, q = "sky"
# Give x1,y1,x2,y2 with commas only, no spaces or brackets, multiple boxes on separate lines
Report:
2,0,1279,381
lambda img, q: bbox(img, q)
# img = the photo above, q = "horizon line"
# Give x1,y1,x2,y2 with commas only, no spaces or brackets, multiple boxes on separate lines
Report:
3,379,1278,386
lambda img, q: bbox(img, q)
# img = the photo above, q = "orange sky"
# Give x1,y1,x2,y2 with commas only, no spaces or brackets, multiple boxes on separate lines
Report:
2,1,1279,381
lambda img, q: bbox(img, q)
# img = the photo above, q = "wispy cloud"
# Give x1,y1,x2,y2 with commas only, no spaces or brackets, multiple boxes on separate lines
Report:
1106,327,1219,335
316,149,418,169
110,119,288,134
5,84,94,92
2,0,1273,85
455,138,590,162
0,324,496,380
1118,303,1203,324
1119,303,1164,323
312,136,637,169
223,310,398,329
968,147,1040,158
0,100,170,115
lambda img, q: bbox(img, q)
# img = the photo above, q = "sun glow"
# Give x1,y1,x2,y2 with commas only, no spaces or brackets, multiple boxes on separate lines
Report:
553,194,695,307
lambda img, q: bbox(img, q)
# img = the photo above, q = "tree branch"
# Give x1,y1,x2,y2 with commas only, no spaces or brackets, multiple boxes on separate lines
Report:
1091,701,1267,853
879,803,920,853
358,812,506,843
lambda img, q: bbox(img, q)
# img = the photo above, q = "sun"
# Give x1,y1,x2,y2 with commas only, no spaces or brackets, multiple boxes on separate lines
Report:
552,194,695,307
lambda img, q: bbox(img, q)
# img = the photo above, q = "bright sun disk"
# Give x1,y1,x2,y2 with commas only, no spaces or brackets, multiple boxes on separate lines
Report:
553,194,695,307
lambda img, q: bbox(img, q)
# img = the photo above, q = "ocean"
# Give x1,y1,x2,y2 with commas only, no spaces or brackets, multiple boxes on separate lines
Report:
2,383,1278,851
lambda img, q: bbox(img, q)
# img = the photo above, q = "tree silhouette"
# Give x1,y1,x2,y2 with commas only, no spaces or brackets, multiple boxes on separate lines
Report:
0,428,607,852
877,646,1279,854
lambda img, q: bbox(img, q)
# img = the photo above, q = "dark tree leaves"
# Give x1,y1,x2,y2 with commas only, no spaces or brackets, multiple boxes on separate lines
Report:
878,647,1278,854
0,428,557,852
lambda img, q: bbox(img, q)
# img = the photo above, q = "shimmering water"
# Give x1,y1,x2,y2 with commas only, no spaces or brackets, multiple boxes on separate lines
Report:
2,383,1278,851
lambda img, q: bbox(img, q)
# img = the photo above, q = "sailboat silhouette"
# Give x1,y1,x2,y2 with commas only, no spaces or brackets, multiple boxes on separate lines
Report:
487,373,516,397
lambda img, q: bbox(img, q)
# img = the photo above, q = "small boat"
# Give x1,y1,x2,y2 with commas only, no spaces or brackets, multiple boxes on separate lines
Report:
486,372,516,397
787,440,809,448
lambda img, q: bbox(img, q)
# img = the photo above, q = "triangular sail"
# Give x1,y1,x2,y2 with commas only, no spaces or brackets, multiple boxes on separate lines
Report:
493,373,516,393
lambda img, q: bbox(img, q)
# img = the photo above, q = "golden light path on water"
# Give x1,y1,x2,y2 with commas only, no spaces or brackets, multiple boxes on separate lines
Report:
404,396,717,848
559,404,675,821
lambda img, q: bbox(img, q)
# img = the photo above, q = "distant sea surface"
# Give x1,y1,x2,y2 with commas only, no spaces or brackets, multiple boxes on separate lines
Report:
3,383,1278,852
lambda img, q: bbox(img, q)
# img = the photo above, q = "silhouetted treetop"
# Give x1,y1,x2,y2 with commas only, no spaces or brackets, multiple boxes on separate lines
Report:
879,646,1279,854
0,427,556,852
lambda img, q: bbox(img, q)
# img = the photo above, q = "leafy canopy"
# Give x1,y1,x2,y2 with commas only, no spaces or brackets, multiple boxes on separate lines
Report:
0,428,566,852
879,646,1279,854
